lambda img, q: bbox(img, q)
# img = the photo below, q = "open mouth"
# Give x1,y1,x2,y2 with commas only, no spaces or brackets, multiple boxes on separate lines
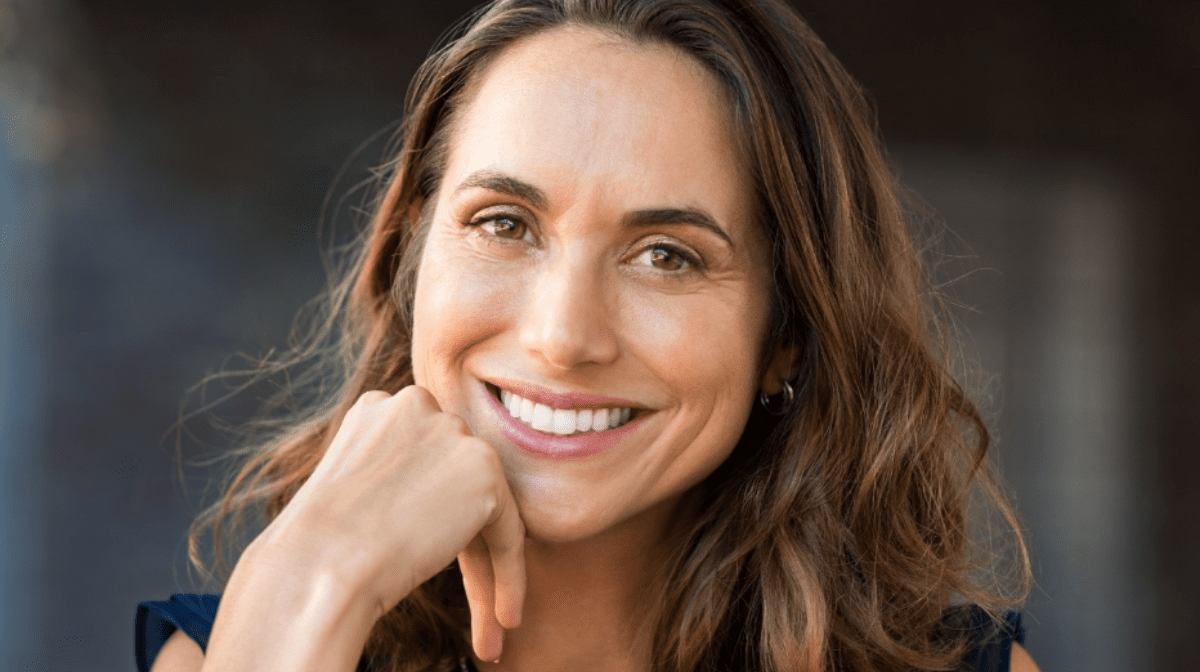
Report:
487,383,638,436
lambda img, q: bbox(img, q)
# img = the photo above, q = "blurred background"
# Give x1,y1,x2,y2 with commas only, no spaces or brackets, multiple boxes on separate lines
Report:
1,0,1196,670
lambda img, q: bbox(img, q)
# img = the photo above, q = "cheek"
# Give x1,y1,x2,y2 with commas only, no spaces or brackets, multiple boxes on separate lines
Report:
624,287,766,398
410,235,514,389
619,285,768,482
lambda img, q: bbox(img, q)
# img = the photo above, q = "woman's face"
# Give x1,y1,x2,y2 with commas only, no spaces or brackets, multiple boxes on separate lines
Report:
411,26,783,543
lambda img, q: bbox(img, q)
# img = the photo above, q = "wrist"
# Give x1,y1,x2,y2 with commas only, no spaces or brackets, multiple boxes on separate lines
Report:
205,540,382,672
248,508,422,617
240,531,381,620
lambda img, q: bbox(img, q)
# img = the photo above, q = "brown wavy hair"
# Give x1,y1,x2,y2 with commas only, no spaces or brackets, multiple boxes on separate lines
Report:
181,1,1030,670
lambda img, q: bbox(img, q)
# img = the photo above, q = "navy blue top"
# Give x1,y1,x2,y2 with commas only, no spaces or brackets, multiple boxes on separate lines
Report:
135,594,1024,671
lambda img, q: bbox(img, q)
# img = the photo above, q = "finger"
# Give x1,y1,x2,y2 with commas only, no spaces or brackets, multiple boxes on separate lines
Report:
458,537,503,662
480,477,526,630
356,389,393,405
393,384,443,414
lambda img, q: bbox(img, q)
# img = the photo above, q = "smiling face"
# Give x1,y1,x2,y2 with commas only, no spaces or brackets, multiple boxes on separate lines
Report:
410,26,784,543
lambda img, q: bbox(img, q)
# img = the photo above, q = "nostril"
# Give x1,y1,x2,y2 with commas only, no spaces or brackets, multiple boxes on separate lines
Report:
519,317,620,369
517,272,619,369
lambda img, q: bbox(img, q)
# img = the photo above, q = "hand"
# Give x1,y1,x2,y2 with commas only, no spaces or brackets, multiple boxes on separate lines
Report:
256,385,526,662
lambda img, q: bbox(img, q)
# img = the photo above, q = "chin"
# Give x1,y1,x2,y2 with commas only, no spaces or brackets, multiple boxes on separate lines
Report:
509,476,689,549
522,520,599,546
511,488,617,545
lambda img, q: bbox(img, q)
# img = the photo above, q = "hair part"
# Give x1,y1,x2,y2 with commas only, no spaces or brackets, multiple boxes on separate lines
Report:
182,2,1030,671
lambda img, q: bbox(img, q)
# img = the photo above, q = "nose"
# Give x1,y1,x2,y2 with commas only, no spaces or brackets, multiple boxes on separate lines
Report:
517,249,619,369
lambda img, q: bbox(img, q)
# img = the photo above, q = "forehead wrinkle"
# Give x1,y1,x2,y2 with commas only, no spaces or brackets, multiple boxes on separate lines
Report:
446,24,761,254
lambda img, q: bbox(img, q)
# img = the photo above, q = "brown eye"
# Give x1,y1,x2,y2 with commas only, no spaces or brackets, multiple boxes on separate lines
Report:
649,245,686,271
475,216,529,240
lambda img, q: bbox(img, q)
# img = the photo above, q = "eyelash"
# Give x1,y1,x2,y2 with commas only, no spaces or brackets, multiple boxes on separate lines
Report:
467,214,533,242
465,215,705,274
637,242,703,273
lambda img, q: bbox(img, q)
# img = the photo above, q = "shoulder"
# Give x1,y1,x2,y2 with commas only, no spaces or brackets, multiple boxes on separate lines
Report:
148,630,204,672
1010,643,1042,672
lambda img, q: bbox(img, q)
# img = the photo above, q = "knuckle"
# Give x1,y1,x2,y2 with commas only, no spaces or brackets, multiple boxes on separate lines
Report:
454,439,504,497
395,385,439,411
482,493,501,520
436,412,470,436
361,389,392,402
463,436,501,470
353,389,390,410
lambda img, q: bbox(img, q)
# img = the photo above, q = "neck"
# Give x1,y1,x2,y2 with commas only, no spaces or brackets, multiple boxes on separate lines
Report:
473,492,700,672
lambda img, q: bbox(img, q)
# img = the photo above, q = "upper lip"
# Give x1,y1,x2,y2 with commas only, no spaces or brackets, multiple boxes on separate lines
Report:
487,379,644,410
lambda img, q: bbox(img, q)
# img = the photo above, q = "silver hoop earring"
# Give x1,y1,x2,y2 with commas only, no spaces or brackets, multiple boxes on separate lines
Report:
758,380,795,415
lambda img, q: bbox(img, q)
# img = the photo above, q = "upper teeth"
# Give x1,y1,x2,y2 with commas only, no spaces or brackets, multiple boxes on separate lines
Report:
499,389,633,435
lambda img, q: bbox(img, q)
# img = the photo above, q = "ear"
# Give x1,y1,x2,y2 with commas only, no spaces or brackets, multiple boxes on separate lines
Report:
758,343,800,395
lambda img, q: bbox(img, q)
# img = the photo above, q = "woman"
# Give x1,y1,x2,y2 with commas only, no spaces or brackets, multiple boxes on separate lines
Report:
136,1,1037,670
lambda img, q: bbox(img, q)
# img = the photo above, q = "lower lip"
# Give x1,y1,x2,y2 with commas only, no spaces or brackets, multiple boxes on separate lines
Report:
483,388,647,459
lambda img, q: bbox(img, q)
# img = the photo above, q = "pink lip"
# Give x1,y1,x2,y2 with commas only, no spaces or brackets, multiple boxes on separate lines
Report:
482,385,647,459
487,379,642,410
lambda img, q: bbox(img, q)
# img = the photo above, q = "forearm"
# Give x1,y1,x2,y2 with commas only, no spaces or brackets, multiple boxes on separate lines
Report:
200,539,382,672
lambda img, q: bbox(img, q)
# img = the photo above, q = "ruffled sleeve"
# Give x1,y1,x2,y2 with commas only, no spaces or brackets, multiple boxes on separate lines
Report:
939,606,1026,672
134,593,380,672
134,593,221,672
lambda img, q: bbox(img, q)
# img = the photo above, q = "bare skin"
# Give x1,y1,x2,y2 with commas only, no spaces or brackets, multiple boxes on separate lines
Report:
152,27,787,672
194,386,526,671
149,25,1042,672
409,26,784,672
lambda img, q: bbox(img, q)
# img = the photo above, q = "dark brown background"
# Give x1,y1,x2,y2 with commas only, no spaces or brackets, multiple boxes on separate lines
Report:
0,1,1195,670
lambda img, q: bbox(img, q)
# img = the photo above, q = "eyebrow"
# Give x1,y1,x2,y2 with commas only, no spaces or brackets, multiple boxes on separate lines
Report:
621,208,734,249
451,169,735,249
453,169,549,211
